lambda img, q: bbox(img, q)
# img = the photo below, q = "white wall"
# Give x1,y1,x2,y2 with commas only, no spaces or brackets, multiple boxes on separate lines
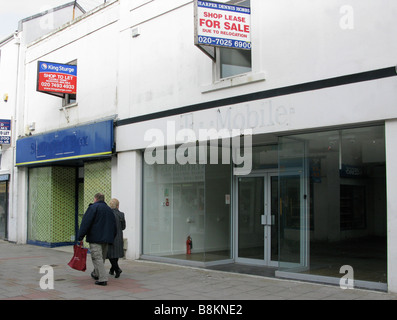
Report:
115,151,142,260
116,0,397,121
254,0,397,88
116,76,397,152
0,38,19,120
118,0,208,120
23,1,120,135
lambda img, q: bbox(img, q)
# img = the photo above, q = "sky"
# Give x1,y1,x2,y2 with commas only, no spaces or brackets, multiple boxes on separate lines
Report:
0,0,105,40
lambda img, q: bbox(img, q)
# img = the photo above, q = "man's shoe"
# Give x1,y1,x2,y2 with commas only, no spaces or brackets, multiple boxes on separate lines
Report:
91,272,99,280
95,281,107,286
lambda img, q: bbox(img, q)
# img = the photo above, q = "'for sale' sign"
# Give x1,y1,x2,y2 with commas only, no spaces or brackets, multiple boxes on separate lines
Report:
195,0,251,50
37,61,77,96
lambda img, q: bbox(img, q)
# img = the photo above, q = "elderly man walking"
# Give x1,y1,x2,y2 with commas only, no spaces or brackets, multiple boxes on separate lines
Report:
78,193,117,286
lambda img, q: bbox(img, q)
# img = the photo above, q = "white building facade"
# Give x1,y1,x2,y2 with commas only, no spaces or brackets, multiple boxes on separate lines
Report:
0,2,85,243
0,34,19,242
7,0,397,292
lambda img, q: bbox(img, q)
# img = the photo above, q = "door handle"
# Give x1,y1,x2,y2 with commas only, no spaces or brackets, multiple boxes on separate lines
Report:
261,215,273,226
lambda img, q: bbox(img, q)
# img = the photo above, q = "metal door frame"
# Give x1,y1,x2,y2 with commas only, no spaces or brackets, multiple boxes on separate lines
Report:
234,169,278,267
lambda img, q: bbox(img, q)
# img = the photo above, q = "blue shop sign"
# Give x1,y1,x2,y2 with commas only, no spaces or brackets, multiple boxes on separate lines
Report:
16,120,114,166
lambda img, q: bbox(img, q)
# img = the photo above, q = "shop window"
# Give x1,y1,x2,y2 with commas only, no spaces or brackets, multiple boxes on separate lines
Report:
278,125,386,285
217,0,251,79
142,146,232,263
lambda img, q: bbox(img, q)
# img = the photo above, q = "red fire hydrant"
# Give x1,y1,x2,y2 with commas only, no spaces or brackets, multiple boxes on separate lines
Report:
186,236,192,255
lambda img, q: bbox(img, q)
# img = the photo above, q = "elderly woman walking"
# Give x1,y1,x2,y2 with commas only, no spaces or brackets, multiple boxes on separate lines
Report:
107,198,126,278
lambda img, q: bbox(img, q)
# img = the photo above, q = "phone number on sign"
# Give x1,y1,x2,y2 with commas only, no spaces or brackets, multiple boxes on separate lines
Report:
198,36,251,49
40,82,75,90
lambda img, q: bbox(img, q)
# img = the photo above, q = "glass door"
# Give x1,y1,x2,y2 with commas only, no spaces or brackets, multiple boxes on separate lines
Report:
237,176,265,262
236,172,278,266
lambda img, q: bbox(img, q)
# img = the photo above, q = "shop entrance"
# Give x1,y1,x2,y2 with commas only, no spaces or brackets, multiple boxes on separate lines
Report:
26,160,112,247
235,139,308,269
236,171,279,267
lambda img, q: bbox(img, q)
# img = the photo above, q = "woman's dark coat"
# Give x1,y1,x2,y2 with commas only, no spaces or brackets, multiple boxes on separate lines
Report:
107,209,126,259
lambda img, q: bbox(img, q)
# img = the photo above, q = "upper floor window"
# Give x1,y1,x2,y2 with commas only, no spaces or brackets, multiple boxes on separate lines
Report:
63,59,77,107
218,0,251,79
64,92,77,106
219,48,251,78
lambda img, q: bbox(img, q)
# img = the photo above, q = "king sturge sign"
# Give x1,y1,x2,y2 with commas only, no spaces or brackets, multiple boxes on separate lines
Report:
37,61,77,96
195,0,251,50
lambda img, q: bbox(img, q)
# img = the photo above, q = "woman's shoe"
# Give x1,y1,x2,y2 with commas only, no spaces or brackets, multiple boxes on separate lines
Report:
109,268,114,276
115,269,122,278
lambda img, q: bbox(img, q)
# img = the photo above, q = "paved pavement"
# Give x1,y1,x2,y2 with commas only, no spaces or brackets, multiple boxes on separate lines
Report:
1,240,396,303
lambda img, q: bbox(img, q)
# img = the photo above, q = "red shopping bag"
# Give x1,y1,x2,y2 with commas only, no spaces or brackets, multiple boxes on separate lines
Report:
68,242,88,272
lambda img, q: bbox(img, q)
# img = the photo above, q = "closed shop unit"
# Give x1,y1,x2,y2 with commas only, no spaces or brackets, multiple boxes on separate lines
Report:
16,120,114,247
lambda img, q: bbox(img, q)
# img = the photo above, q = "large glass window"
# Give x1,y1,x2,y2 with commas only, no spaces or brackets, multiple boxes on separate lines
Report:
278,125,387,285
142,147,232,264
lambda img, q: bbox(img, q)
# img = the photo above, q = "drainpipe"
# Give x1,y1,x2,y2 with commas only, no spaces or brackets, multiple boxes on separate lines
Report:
11,32,20,219
10,31,20,242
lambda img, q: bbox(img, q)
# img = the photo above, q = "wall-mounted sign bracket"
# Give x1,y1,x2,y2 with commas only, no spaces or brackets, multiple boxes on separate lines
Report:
195,44,216,62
